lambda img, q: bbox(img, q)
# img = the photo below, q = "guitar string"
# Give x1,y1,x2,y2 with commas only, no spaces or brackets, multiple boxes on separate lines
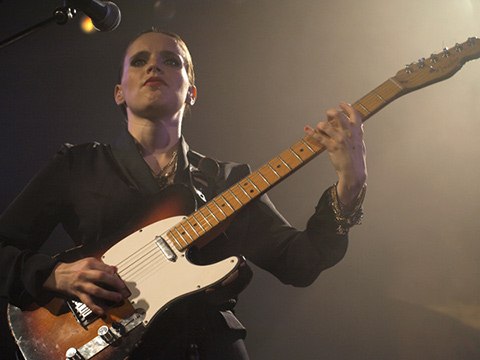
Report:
117,242,165,278
121,256,166,285
115,238,159,269
117,241,161,276
126,255,169,285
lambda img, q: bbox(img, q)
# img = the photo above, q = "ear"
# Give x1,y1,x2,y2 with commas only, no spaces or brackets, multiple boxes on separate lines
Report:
114,85,125,105
186,85,197,106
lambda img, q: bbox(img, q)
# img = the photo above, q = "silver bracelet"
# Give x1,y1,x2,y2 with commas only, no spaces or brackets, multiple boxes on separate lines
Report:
329,182,367,235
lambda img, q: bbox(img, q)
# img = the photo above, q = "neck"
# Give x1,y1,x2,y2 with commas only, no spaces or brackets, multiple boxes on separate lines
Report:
127,114,182,155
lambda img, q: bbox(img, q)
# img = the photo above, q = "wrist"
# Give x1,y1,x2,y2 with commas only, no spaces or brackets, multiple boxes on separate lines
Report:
336,177,366,208
42,262,64,292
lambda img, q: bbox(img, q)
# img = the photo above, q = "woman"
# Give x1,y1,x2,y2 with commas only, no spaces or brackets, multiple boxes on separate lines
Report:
0,29,366,359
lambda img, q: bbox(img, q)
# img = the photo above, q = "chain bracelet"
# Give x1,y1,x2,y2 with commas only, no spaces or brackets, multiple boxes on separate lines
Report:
329,182,367,235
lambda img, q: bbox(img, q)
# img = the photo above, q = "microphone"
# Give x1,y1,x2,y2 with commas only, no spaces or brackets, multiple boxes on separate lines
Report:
68,0,121,31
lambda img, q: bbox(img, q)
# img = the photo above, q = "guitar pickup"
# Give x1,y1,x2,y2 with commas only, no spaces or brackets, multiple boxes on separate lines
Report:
155,235,177,262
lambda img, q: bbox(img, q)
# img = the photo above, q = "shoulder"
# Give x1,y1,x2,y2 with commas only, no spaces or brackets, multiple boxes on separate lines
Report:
53,142,113,168
58,141,111,157
60,141,109,154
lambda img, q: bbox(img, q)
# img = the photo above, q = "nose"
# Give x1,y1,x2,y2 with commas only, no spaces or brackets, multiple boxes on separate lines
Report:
146,58,164,74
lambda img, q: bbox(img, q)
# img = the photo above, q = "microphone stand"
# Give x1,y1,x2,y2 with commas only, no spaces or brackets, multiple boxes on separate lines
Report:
0,6,76,50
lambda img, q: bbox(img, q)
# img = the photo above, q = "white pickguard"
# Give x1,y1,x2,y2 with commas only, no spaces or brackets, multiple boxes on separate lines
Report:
102,215,239,325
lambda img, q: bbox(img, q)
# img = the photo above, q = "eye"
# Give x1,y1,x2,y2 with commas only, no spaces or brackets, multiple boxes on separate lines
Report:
131,58,147,67
164,58,181,67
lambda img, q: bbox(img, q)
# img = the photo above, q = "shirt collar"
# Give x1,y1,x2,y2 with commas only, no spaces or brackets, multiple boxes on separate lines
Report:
111,129,193,195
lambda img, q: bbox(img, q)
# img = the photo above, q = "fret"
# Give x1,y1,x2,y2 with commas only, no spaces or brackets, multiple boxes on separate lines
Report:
245,172,268,192
216,195,235,214
206,202,225,221
235,183,252,200
225,189,244,208
186,215,204,235
191,213,207,232
372,90,387,103
254,170,271,188
166,230,182,250
258,164,281,185
239,177,261,198
286,148,304,166
355,101,371,115
388,77,404,90
352,102,370,118
277,155,292,170
182,219,201,242
197,208,213,228
170,228,189,248
291,141,316,161
375,80,402,101
300,139,316,154
266,163,281,178
202,204,220,223
268,157,290,177
226,186,250,208
210,199,228,219
178,222,195,244
352,81,402,121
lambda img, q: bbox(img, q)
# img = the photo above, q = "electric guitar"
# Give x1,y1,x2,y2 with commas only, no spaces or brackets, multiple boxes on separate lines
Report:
8,37,480,360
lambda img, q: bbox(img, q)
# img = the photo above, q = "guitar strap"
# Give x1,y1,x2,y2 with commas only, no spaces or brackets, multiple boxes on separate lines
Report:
186,150,222,205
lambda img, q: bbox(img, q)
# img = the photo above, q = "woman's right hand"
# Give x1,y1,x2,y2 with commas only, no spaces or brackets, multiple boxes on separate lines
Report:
43,257,130,316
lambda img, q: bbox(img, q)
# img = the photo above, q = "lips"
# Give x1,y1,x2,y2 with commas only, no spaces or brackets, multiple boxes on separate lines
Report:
143,77,166,86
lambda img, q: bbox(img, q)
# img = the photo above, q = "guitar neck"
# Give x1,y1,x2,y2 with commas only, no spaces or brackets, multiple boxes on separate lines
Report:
351,78,405,122
165,37,480,251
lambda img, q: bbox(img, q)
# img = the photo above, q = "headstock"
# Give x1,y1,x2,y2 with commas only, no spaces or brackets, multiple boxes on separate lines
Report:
392,37,480,93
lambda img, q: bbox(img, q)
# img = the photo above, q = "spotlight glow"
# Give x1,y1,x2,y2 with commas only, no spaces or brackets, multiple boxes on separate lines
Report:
80,15,96,34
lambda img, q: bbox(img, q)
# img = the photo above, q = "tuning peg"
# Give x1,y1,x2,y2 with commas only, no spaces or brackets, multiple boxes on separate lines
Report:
405,63,414,73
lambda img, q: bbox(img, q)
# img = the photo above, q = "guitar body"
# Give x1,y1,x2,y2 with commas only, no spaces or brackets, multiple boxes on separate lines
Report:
8,297,144,360
8,185,253,360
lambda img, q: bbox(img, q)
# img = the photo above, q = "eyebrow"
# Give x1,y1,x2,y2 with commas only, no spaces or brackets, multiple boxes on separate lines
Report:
128,50,185,62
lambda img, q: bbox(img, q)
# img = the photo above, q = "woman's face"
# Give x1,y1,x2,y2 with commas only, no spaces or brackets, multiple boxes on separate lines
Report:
115,32,195,121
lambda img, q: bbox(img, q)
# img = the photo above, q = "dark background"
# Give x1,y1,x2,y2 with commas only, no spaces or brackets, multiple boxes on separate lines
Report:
1,0,480,359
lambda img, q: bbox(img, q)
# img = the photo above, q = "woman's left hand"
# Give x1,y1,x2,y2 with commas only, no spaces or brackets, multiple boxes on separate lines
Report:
305,102,367,208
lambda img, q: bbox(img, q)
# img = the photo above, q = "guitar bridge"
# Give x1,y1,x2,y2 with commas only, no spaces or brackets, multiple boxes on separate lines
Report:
66,299,98,327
